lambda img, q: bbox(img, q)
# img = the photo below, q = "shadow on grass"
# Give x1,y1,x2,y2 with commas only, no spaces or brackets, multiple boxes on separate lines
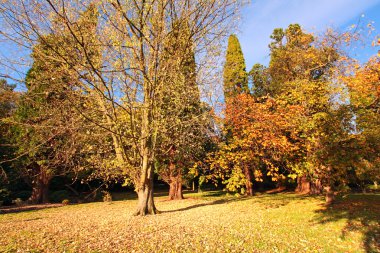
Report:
314,194,380,253
162,191,320,213
0,203,64,214
161,196,251,213
111,190,182,201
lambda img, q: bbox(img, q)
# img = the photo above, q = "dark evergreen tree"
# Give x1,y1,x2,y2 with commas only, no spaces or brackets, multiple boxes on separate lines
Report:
223,35,249,99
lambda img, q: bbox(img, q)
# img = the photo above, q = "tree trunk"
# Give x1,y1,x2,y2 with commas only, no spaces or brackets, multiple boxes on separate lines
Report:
166,148,184,200
324,186,335,204
134,163,159,216
310,179,322,194
28,166,51,204
168,175,184,200
244,165,254,196
296,175,310,194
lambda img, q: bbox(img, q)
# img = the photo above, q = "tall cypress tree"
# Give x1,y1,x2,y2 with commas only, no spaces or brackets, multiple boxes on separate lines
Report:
223,35,249,99
156,20,206,200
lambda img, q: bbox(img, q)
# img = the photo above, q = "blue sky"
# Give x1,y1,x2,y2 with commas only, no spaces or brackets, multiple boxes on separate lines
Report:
239,0,380,69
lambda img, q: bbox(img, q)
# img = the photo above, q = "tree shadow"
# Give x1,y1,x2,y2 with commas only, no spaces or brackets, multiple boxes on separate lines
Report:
313,194,380,253
161,196,251,213
161,192,315,213
0,203,64,214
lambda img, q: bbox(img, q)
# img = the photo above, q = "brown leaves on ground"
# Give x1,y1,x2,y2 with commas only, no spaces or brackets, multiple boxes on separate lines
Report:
0,192,378,252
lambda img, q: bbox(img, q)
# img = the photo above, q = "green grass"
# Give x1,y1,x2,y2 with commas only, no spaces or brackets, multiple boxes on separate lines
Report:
0,191,379,252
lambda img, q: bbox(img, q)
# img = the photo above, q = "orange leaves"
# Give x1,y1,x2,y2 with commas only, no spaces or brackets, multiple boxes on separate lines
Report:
344,58,380,109
216,94,302,182
225,94,301,153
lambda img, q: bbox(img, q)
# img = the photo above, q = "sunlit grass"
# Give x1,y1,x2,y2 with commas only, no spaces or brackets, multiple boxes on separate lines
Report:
0,192,379,252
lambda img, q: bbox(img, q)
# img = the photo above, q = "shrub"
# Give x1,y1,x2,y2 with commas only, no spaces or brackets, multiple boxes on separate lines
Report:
0,188,12,206
62,199,70,205
13,198,24,206
102,191,112,202
49,190,70,203
12,191,32,201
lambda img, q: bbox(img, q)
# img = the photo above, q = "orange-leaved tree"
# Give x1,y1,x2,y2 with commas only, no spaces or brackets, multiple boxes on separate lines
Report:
209,94,302,195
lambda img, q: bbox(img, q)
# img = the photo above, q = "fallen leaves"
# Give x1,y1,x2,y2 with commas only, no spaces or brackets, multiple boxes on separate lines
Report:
0,192,378,252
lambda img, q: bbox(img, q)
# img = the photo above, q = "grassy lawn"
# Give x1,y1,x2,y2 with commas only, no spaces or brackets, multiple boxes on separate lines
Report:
0,191,379,252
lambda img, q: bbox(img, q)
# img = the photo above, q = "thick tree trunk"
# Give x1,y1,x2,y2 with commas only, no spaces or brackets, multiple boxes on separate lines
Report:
296,176,310,193
244,165,254,196
134,163,159,216
296,176,323,195
29,182,49,204
165,148,184,200
29,173,50,204
310,179,322,194
168,175,184,200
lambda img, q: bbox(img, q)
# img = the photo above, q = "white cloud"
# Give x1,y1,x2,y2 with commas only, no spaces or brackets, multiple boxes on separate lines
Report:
239,0,380,68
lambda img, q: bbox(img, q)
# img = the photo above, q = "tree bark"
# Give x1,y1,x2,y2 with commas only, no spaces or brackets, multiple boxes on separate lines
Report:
28,165,51,204
134,93,159,215
134,162,159,216
168,174,184,200
310,179,322,194
324,186,335,204
244,165,254,196
165,147,184,200
296,176,322,194
296,175,310,193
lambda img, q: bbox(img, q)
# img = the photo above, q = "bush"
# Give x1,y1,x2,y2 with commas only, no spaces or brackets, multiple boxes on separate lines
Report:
102,191,112,202
12,191,32,201
13,198,24,206
62,199,70,205
0,188,12,206
49,190,70,203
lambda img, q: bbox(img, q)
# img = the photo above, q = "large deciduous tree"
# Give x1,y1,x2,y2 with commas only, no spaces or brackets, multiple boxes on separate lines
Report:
210,94,301,195
0,0,243,215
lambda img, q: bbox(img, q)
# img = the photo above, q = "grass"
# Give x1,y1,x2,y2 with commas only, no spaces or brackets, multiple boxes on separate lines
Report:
0,191,379,252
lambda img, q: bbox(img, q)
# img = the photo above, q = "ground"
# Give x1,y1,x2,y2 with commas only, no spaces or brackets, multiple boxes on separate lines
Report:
0,191,379,252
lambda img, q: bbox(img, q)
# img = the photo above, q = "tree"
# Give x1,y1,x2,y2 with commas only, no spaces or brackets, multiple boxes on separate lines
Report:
8,5,101,204
209,94,301,195
155,20,206,200
223,35,249,99
0,79,17,187
264,24,341,196
249,63,271,98
342,57,380,190
0,0,243,215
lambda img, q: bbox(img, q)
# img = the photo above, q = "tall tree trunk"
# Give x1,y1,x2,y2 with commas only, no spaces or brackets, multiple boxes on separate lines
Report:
324,166,335,204
167,157,184,200
324,186,335,204
28,165,51,204
168,175,184,200
134,162,159,215
310,179,322,194
296,176,322,195
134,99,158,215
244,165,254,196
296,175,310,194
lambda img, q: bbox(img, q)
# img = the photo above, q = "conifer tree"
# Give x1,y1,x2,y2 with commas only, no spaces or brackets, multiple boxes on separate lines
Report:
156,20,206,200
11,6,99,204
223,35,249,99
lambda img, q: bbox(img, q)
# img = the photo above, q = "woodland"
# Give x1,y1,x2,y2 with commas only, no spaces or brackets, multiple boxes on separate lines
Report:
0,1,379,252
